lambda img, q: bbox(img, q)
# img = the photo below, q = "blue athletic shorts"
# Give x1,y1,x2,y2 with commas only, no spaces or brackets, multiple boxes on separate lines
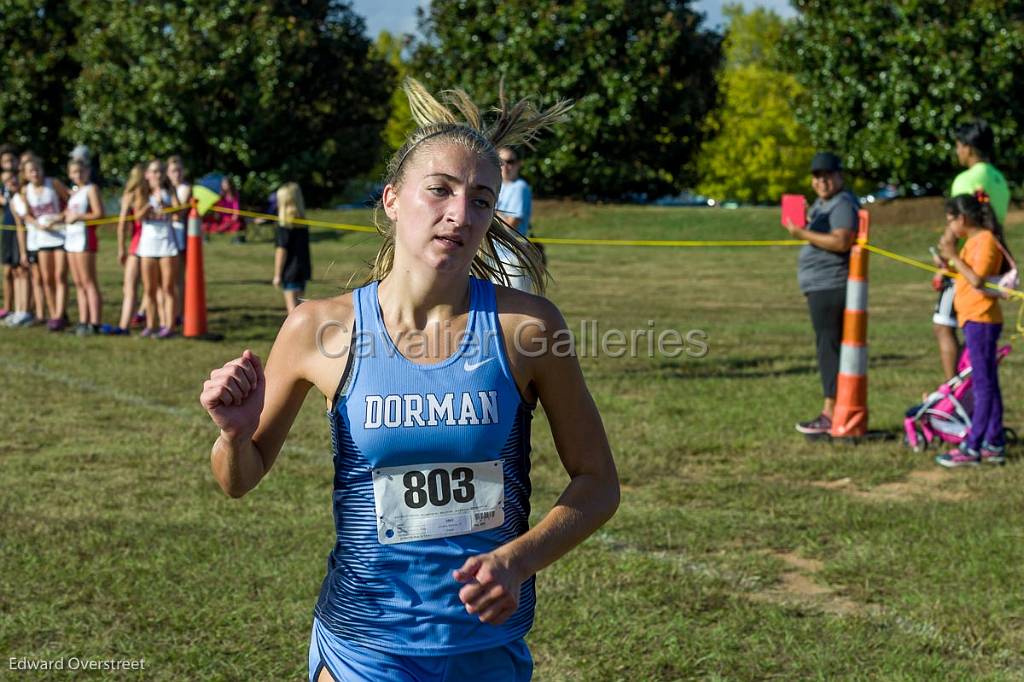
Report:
308,616,533,682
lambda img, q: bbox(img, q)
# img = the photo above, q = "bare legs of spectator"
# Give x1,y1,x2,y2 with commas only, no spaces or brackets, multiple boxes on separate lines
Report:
934,323,960,382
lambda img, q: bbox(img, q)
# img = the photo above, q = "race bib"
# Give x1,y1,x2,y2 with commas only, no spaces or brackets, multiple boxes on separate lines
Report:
372,460,504,545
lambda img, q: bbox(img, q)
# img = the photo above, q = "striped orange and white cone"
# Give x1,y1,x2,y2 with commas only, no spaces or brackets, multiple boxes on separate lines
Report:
183,201,208,338
830,209,870,438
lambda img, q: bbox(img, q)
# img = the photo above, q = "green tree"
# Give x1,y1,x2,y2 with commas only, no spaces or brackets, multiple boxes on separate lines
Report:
66,0,392,203
698,6,814,203
373,31,416,156
782,0,1024,190
0,1,79,173
412,0,722,198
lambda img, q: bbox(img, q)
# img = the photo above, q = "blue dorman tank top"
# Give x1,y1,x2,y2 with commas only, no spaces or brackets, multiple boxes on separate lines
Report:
315,276,535,655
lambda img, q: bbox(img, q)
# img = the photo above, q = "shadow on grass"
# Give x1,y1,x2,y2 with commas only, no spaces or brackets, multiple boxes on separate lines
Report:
310,230,353,243
206,311,286,341
804,427,903,445
206,279,277,286
208,305,281,313
639,353,911,380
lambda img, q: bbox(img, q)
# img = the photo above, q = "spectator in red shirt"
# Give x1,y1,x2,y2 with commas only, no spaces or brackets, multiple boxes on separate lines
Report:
202,176,246,242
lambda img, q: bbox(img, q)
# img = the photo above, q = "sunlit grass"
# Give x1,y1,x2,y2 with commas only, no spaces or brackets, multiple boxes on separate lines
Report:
3,204,1024,679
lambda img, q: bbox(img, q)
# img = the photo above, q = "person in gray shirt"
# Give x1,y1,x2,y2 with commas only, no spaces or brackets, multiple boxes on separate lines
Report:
783,152,858,435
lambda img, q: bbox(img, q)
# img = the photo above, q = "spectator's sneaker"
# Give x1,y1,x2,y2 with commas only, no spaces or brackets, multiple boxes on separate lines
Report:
74,322,93,336
936,445,980,468
131,312,146,328
795,413,832,435
980,442,1006,465
156,326,175,339
0,309,9,320
14,312,35,327
140,327,156,338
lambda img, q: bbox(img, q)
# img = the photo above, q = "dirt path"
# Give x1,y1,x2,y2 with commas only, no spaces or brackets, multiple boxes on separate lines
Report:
811,469,971,503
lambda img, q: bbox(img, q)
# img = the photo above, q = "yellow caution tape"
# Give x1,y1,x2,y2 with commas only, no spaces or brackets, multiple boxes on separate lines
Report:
0,203,187,231
529,236,802,247
213,206,802,245
209,205,377,233
861,242,1024,301
3,201,1021,309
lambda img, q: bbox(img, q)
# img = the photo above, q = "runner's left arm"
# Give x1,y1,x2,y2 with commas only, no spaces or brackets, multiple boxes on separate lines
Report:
83,185,104,221
455,299,619,624
52,179,71,208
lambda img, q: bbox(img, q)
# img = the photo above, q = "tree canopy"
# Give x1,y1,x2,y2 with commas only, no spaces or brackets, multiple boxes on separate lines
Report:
412,0,722,198
783,0,1024,191
0,1,391,203
66,0,392,202
7,0,1021,205
0,1,79,174
698,5,815,203
373,31,416,157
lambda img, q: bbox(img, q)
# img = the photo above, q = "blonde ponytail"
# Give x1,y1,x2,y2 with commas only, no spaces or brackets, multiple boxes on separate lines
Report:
369,78,572,293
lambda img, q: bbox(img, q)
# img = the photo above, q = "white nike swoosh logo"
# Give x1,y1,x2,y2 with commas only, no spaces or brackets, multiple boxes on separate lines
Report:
463,358,496,372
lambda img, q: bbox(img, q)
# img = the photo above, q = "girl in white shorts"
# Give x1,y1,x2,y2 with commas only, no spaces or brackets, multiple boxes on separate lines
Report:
133,159,179,338
3,174,34,326
167,155,191,325
64,159,105,334
111,164,146,335
21,155,70,331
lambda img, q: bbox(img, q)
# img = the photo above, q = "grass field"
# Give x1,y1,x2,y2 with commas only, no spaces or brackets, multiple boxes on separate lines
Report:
3,202,1024,680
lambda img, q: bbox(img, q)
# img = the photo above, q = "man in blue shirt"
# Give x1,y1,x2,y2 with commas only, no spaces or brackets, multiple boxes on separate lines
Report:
496,147,532,237
494,147,535,291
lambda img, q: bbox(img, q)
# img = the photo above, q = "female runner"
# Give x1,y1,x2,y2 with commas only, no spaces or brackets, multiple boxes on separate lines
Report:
201,80,618,682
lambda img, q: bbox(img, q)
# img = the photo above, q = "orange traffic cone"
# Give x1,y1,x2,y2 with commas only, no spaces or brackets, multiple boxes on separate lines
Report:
831,209,870,438
184,200,207,338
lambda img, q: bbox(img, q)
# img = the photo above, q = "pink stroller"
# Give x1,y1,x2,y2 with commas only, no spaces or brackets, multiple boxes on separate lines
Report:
904,345,1014,452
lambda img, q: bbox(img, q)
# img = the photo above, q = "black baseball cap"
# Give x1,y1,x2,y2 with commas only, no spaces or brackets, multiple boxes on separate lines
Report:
810,152,842,173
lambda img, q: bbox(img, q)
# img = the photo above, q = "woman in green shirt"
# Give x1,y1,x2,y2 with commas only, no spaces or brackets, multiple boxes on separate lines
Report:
932,119,1009,380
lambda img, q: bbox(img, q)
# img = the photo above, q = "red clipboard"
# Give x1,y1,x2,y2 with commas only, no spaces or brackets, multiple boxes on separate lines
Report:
781,194,807,228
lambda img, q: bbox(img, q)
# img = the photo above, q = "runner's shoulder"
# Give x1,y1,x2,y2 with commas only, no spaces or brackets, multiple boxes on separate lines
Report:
494,285,568,345
276,292,355,355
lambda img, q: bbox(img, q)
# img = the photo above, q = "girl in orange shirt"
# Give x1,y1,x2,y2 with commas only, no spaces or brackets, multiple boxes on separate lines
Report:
936,193,1013,467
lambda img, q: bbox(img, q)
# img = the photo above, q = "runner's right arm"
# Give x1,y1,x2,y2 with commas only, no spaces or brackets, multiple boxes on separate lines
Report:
202,304,336,497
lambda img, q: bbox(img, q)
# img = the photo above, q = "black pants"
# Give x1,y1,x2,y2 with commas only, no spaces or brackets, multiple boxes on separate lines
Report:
806,287,846,399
